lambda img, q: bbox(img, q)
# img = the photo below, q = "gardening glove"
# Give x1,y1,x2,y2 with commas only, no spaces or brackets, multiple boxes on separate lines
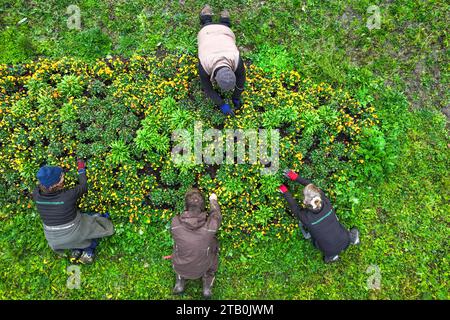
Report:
232,98,241,109
278,184,288,194
77,159,86,174
209,193,218,201
283,169,298,181
220,103,234,116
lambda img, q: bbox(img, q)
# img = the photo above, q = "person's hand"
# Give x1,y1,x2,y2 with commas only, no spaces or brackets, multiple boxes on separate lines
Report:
278,184,288,194
77,159,86,174
220,103,234,116
77,159,86,169
232,98,241,109
209,193,218,201
283,169,298,181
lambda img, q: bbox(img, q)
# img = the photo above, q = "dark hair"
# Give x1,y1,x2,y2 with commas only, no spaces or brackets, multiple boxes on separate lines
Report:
185,188,205,212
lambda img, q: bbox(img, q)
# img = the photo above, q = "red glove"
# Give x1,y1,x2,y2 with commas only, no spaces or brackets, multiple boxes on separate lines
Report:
77,159,86,170
278,184,288,193
286,170,298,181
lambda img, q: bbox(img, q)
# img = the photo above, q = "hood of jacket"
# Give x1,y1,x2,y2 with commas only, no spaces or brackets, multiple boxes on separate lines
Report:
179,210,207,230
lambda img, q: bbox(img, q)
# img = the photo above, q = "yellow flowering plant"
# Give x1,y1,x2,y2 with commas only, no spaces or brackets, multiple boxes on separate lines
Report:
0,54,379,242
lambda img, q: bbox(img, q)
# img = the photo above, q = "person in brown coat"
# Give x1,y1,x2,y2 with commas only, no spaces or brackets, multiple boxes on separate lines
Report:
171,188,222,299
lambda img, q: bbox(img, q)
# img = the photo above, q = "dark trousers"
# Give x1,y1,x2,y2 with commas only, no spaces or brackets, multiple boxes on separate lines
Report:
200,14,231,28
76,212,109,252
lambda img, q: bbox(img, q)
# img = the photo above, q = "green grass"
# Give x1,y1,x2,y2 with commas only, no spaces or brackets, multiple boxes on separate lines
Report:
0,0,449,299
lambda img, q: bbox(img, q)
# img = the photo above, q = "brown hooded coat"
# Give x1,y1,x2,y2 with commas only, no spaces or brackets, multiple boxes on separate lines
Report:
171,199,222,279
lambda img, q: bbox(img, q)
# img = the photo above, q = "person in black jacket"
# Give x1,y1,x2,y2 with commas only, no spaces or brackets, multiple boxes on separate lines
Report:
33,159,114,264
278,169,360,263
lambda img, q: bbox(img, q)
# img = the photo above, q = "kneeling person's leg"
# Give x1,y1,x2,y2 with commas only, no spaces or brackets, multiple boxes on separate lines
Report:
78,240,97,264
202,249,218,299
173,274,186,294
200,5,213,27
349,227,360,245
324,255,339,264
219,9,231,27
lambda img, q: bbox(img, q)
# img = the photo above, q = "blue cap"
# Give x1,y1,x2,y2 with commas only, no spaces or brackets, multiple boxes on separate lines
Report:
37,166,63,188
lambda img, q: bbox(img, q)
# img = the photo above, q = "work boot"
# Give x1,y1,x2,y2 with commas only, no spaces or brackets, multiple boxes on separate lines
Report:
173,274,186,295
349,227,360,245
202,275,215,299
324,255,339,264
220,9,230,19
79,250,95,264
69,249,83,263
54,249,67,258
201,4,213,16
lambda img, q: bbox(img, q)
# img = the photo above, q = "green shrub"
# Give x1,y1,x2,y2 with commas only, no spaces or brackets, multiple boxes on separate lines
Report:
59,102,77,122
107,140,132,166
57,75,83,98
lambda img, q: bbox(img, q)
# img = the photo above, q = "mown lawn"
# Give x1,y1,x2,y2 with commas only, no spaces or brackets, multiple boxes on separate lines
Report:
0,0,448,299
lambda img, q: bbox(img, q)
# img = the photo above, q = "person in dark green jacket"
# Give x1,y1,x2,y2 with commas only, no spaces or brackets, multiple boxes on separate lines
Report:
278,169,360,263
33,159,114,264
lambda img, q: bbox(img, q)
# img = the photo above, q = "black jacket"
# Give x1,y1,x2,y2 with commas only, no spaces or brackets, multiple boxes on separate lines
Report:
33,172,88,226
299,191,350,257
284,177,351,257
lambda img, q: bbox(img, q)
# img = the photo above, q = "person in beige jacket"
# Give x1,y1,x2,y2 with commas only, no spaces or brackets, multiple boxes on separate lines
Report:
197,5,246,116
171,189,222,299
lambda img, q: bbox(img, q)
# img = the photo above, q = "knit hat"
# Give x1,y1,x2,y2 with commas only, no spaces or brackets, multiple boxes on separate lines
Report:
37,166,63,188
215,67,236,92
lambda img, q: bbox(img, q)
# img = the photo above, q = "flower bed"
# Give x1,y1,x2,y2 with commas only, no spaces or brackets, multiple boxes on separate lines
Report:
0,54,378,241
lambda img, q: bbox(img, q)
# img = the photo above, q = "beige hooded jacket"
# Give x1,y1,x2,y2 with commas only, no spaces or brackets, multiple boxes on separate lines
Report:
198,24,240,82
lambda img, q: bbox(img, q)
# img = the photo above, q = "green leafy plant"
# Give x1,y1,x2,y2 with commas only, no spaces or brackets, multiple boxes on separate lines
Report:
57,75,83,98
252,205,275,226
135,113,170,155
169,108,195,130
160,164,179,186
59,102,77,122
135,126,170,154
10,98,31,116
107,140,132,166
36,93,55,113
24,78,49,98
